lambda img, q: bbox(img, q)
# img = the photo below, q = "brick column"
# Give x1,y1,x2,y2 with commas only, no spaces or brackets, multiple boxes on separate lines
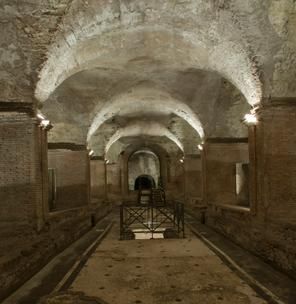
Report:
253,99,296,223
0,102,47,231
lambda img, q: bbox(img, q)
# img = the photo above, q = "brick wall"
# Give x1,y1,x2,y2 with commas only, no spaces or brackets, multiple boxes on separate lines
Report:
106,163,121,201
184,156,202,207
0,112,42,227
0,110,109,300
205,105,296,278
204,141,249,206
166,156,184,201
48,149,90,210
90,159,106,201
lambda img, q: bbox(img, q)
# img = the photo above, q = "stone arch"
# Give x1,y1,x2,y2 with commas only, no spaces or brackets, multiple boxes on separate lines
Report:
128,150,160,191
87,84,205,141
36,11,263,106
105,121,184,154
119,143,169,198
134,175,156,191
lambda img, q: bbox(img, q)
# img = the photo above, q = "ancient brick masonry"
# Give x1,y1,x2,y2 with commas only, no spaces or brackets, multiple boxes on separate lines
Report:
205,100,296,278
0,105,109,301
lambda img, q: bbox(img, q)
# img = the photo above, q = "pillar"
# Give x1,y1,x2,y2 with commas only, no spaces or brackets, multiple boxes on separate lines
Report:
0,102,48,231
253,99,296,223
0,102,50,300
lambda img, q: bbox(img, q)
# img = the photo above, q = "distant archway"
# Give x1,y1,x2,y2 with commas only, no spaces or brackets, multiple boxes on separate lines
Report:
128,149,160,191
134,175,156,190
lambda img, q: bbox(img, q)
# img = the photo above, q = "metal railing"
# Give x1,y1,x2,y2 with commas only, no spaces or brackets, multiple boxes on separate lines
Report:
119,201,185,239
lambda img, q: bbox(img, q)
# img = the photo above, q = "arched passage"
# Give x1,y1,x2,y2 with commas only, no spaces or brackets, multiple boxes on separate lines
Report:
118,143,171,198
105,121,184,154
87,84,205,141
36,21,263,106
128,149,160,191
134,175,156,190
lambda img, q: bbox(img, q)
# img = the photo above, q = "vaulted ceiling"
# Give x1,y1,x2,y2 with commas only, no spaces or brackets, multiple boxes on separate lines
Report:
1,0,295,158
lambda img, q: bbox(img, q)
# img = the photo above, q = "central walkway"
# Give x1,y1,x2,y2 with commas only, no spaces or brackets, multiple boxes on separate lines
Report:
47,221,268,304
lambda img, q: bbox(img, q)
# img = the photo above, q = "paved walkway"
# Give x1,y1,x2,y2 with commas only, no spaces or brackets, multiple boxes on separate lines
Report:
186,212,296,304
43,222,268,304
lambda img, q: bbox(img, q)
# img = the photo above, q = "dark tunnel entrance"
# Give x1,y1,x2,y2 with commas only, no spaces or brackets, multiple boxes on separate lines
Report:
134,175,156,190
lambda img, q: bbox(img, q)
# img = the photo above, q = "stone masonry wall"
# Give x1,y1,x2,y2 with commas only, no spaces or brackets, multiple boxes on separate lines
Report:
184,156,202,208
90,159,106,202
0,111,94,300
48,149,90,210
205,106,296,278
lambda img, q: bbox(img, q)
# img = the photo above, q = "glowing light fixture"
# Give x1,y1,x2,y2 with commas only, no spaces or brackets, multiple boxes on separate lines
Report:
37,111,52,129
40,119,50,128
37,112,45,120
243,113,257,125
105,159,110,164
198,144,203,151
89,150,94,156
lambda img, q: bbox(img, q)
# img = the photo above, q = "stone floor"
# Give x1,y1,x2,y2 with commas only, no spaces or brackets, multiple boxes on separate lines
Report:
42,223,268,304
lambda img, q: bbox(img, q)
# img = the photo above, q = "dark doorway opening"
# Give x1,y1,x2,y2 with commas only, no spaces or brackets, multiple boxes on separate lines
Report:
134,175,156,190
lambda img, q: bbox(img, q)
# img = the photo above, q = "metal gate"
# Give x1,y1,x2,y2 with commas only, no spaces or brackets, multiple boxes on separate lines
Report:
120,201,185,239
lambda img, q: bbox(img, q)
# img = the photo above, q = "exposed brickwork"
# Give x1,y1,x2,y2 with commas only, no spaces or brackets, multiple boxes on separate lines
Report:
0,111,42,227
0,207,93,301
204,141,249,206
184,156,202,207
90,159,106,202
0,114,98,300
206,104,296,278
48,149,90,210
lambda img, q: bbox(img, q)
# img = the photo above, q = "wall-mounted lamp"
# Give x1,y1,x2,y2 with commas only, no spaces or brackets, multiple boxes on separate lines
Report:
37,113,45,120
105,159,110,164
37,111,52,129
89,150,94,156
243,112,258,125
40,119,50,128
198,144,203,151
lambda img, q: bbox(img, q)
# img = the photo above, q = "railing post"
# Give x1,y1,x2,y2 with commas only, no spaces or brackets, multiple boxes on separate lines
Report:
120,204,123,240
182,204,185,238
151,204,154,239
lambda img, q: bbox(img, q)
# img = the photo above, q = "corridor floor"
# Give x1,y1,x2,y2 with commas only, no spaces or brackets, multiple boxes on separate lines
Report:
43,222,268,304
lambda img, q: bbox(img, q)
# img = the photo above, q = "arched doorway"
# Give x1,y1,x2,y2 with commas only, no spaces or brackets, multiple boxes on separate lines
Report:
134,174,156,190
128,149,160,191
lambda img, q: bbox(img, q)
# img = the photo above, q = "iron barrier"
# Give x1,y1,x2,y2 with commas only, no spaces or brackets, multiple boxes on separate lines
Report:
119,201,185,239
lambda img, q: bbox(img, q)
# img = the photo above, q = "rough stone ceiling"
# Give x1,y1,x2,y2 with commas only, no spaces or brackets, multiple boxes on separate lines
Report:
105,121,184,154
6,0,293,158
106,138,181,163
44,65,249,156
36,0,284,104
1,0,295,103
